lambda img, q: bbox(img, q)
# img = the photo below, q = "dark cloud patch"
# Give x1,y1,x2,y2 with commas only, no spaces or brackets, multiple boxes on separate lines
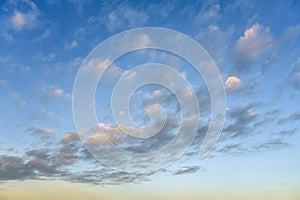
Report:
224,103,257,137
278,110,300,124
215,143,250,156
173,166,201,175
254,139,291,152
66,168,155,185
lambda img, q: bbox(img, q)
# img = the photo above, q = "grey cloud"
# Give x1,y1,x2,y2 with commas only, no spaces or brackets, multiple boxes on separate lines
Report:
215,143,249,156
173,166,201,175
278,110,300,124
66,168,154,185
254,139,291,152
224,103,257,137
0,154,60,181
273,129,297,137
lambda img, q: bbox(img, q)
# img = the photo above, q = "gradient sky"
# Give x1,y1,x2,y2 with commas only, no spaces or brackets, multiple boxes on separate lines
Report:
0,0,300,199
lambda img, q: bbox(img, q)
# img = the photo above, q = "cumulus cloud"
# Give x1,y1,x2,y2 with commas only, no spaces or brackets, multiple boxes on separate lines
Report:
225,76,241,92
232,23,273,70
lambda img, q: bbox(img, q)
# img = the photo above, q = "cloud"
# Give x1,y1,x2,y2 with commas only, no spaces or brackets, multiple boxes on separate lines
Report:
0,134,154,185
288,57,300,90
224,103,257,137
106,5,148,32
278,110,300,124
82,58,123,83
225,76,241,92
195,24,233,63
33,28,53,42
51,88,71,99
254,139,291,152
215,143,249,156
193,3,220,25
232,23,273,70
173,166,201,175
0,152,60,181
53,89,64,96
30,109,54,121
64,40,78,50
9,91,26,107
28,124,55,135
61,132,80,143
9,0,40,31
37,85,72,104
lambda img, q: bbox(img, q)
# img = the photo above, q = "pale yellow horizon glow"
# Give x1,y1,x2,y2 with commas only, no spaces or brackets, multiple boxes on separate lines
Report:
0,179,299,200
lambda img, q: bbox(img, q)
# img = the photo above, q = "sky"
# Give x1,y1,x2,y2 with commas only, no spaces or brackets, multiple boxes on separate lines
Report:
0,0,300,199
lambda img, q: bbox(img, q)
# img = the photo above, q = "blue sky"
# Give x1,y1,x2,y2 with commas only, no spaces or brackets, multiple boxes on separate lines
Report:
0,0,300,199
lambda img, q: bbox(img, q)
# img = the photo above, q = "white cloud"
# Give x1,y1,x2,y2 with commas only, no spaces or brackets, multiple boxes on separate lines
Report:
232,23,273,69
225,76,241,92
52,88,70,98
11,11,26,30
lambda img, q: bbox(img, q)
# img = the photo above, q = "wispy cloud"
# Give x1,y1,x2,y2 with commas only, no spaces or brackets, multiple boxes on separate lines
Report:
27,124,55,135
288,57,300,90
106,5,148,32
8,0,40,31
